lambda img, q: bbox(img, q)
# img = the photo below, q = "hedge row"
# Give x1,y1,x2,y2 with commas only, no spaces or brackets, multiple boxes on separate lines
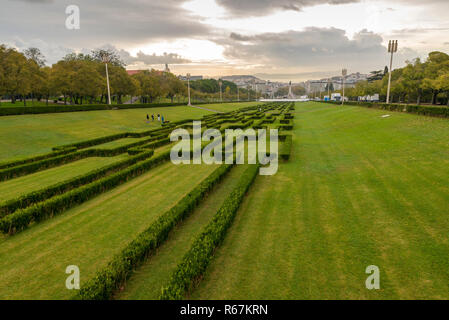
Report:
127,138,171,156
0,150,172,234
75,164,234,300
320,101,449,118
159,164,260,300
280,135,293,161
0,149,89,182
1,134,173,181
0,101,248,117
0,150,155,217
0,147,76,170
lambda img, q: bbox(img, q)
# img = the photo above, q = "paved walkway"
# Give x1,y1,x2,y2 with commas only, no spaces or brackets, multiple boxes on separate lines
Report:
189,105,224,113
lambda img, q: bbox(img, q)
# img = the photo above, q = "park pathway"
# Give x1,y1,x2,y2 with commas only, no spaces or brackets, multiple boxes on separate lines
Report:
190,105,224,113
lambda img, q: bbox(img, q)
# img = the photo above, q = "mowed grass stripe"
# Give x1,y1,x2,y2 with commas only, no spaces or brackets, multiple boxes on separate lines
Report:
0,155,129,203
191,102,449,300
116,164,249,300
0,162,219,300
0,102,259,162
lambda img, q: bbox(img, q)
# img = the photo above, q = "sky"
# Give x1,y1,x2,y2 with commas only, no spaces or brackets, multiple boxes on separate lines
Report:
1,0,449,82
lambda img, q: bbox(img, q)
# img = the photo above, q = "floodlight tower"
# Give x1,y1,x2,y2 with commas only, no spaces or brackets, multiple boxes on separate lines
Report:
327,78,331,101
100,53,112,105
342,68,347,105
187,73,191,106
386,40,398,104
219,80,223,102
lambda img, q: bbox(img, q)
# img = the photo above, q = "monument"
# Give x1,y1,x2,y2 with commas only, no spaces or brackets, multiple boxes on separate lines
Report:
288,81,295,99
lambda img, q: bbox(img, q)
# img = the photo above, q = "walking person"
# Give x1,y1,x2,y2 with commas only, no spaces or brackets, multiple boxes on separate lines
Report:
151,114,154,121
146,114,149,123
161,115,165,124
157,114,160,122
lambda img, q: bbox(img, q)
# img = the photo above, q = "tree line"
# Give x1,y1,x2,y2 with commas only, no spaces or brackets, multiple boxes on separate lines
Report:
340,51,449,106
0,45,259,106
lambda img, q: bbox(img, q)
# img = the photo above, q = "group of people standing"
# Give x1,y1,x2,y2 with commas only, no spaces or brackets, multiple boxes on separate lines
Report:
146,113,165,124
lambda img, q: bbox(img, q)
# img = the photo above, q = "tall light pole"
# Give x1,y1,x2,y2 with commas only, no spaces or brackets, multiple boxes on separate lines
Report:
187,73,192,106
219,80,223,102
342,68,347,106
386,40,398,104
101,54,112,105
327,78,330,101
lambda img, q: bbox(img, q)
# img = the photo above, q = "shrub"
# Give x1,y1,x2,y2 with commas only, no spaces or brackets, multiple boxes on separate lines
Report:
0,150,155,217
160,164,259,300
0,150,172,234
279,135,293,161
75,164,234,300
0,147,77,170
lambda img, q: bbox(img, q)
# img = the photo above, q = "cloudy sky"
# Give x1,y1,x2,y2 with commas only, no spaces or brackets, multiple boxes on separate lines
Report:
2,0,449,81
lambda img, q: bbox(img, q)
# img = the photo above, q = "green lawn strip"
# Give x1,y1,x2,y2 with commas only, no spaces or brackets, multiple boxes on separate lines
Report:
195,102,261,113
0,106,210,162
115,164,250,300
191,101,449,300
0,162,219,300
84,137,149,150
75,164,232,300
160,164,259,300
0,150,171,234
0,155,129,204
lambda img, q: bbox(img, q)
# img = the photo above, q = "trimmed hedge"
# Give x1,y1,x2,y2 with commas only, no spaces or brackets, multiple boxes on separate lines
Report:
320,101,449,118
0,150,155,217
0,150,172,234
160,164,260,300
75,164,234,300
1,135,171,181
279,135,293,161
0,149,89,182
0,147,77,170
127,138,171,156
0,101,248,117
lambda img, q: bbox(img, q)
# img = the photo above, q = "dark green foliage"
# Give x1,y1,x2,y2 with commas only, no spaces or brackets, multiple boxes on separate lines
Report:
0,150,155,217
320,101,449,118
0,147,77,170
159,164,260,300
75,164,234,300
0,151,171,234
0,101,243,117
279,135,293,161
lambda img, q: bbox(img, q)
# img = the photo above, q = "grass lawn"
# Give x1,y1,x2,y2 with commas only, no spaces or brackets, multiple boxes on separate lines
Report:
191,101,449,300
116,164,249,300
195,102,260,113
0,106,208,162
0,154,129,203
0,161,219,300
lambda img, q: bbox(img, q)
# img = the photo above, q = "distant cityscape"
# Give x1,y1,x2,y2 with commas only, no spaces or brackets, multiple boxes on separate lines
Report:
127,64,370,98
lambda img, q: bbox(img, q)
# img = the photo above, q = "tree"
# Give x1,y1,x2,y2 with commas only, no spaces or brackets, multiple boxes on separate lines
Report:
400,58,425,104
161,72,186,103
109,65,138,104
422,51,449,104
1,47,32,104
435,73,449,106
91,49,125,67
24,47,46,67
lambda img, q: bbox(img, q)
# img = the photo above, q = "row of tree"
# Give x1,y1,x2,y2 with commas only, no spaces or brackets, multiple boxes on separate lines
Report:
0,45,261,106
338,51,449,106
